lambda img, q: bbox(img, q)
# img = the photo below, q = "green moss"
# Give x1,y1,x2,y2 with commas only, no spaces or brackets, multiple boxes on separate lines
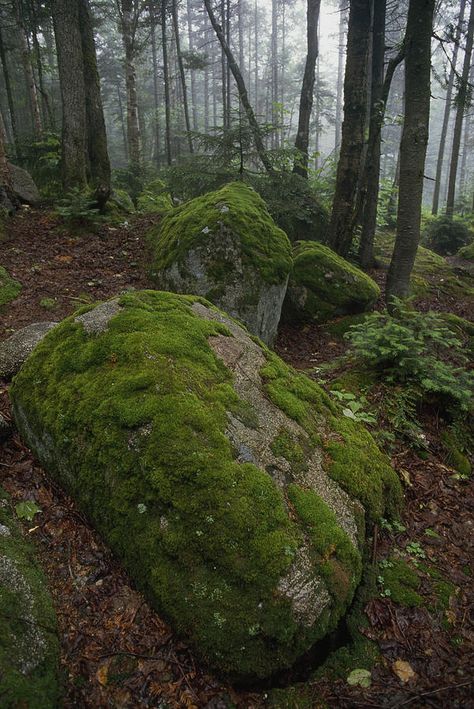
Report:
284,241,380,324
380,558,422,606
40,297,58,311
324,313,369,339
107,188,135,215
0,490,60,706
458,240,474,261
260,350,402,523
0,265,21,307
137,179,173,214
271,431,308,475
12,291,377,681
329,369,376,396
441,430,472,476
148,182,292,285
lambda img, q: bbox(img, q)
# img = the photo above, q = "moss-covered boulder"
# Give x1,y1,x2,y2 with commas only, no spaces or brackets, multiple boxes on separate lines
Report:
458,240,474,261
283,241,380,324
11,291,401,681
137,178,173,214
0,490,60,706
107,188,135,216
0,265,21,307
148,182,292,345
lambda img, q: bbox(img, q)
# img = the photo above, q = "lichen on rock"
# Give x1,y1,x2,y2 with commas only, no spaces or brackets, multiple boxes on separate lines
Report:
11,291,401,680
148,182,292,345
0,490,60,706
283,241,380,324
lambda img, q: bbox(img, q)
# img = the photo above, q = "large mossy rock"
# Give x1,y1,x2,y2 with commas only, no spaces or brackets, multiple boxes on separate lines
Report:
458,241,474,261
148,182,292,345
11,291,402,681
8,163,40,206
0,490,60,706
283,241,380,324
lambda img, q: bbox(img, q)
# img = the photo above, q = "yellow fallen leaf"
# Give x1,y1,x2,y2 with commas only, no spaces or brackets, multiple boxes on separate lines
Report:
96,661,110,686
392,659,416,683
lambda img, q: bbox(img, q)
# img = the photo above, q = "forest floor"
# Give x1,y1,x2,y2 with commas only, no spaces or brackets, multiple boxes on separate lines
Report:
0,208,473,708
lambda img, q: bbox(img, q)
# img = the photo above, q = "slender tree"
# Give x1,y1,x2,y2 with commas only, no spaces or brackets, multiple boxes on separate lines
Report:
14,0,43,137
446,0,474,218
328,0,371,257
119,0,141,168
432,0,466,215
172,0,193,152
293,0,321,179
334,0,347,152
0,25,21,157
204,0,274,174
386,0,436,303
161,0,172,165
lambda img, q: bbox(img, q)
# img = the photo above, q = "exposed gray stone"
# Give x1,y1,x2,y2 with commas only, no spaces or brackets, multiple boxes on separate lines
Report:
75,298,121,334
0,322,57,379
8,163,40,206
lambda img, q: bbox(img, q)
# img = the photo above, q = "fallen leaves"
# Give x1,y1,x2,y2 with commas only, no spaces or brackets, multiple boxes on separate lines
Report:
392,659,416,684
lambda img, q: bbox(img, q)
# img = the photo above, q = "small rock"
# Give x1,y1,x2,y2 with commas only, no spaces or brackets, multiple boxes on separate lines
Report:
0,322,57,379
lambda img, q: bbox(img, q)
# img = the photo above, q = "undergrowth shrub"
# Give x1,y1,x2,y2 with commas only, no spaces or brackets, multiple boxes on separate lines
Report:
422,214,473,255
345,299,474,414
56,188,105,229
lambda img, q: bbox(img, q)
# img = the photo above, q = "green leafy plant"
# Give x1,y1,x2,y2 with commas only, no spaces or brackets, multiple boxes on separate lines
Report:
15,500,42,521
346,299,474,413
422,214,473,256
382,387,427,449
406,541,426,559
330,390,377,424
380,517,406,534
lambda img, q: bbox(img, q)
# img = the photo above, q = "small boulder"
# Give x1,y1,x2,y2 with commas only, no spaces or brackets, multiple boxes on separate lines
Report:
11,291,401,680
8,163,40,206
148,182,292,345
137,178,173,213
0,490,60,706
283,241,380,324
0,322,57,379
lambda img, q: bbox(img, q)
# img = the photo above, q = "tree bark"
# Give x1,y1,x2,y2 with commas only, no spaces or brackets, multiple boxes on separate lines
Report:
293,0,321,179
445,0,474,218
149,2,161,166
161,0,172,165
335,0,346,152
386,0,435,304
186,0,199,131
204,0,274,174
14,0,43,138
172,0,193,152
328,0,371,257
431,0,466,215
78,0,111,207
52,0,88,191
358,0,386,268
120,0,141,168
0,26,21,157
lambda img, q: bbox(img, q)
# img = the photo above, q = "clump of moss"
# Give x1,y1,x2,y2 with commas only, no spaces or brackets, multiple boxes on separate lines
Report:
260,349,403,522
137,178,173,214
148,181,292,285
107,188,135,215
0,490,60,706
458,240,474,261
380,558,422,606
11,291,402,681
0,265,21,307
441,429,471,476
283,241,380,324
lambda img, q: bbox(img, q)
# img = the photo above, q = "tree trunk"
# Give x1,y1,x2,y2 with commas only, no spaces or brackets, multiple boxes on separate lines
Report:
186,0,199,131
172,0,193,152
386,0,435,304
149,2,161,167
78,0,111,207
161,1,172,165
14,0,43,138
0,26,21,157
327,0,371,257
358,0,386,268
445,0,474,218
271,0,278,148
335,0,346,152
52,0,88,191
121,0,141,169
31,1,54,130
204,0,274,174
293,0,321,179
432,0,466,215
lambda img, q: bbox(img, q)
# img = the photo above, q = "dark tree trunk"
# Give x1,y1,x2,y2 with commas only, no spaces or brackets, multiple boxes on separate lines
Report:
172,0,193,152
120,0,141,169
335,0,346,152
204,0,274,174
328,0,371,257
149,2,161,166
358,0,386,268
0,26,21,157
14,0,43,138
78,0,111,208
293,0,321,179
386,0,435,304
432,0,466,215
31,2,54,130
186,0,199,131
445,0,474,218
52,0,88,191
